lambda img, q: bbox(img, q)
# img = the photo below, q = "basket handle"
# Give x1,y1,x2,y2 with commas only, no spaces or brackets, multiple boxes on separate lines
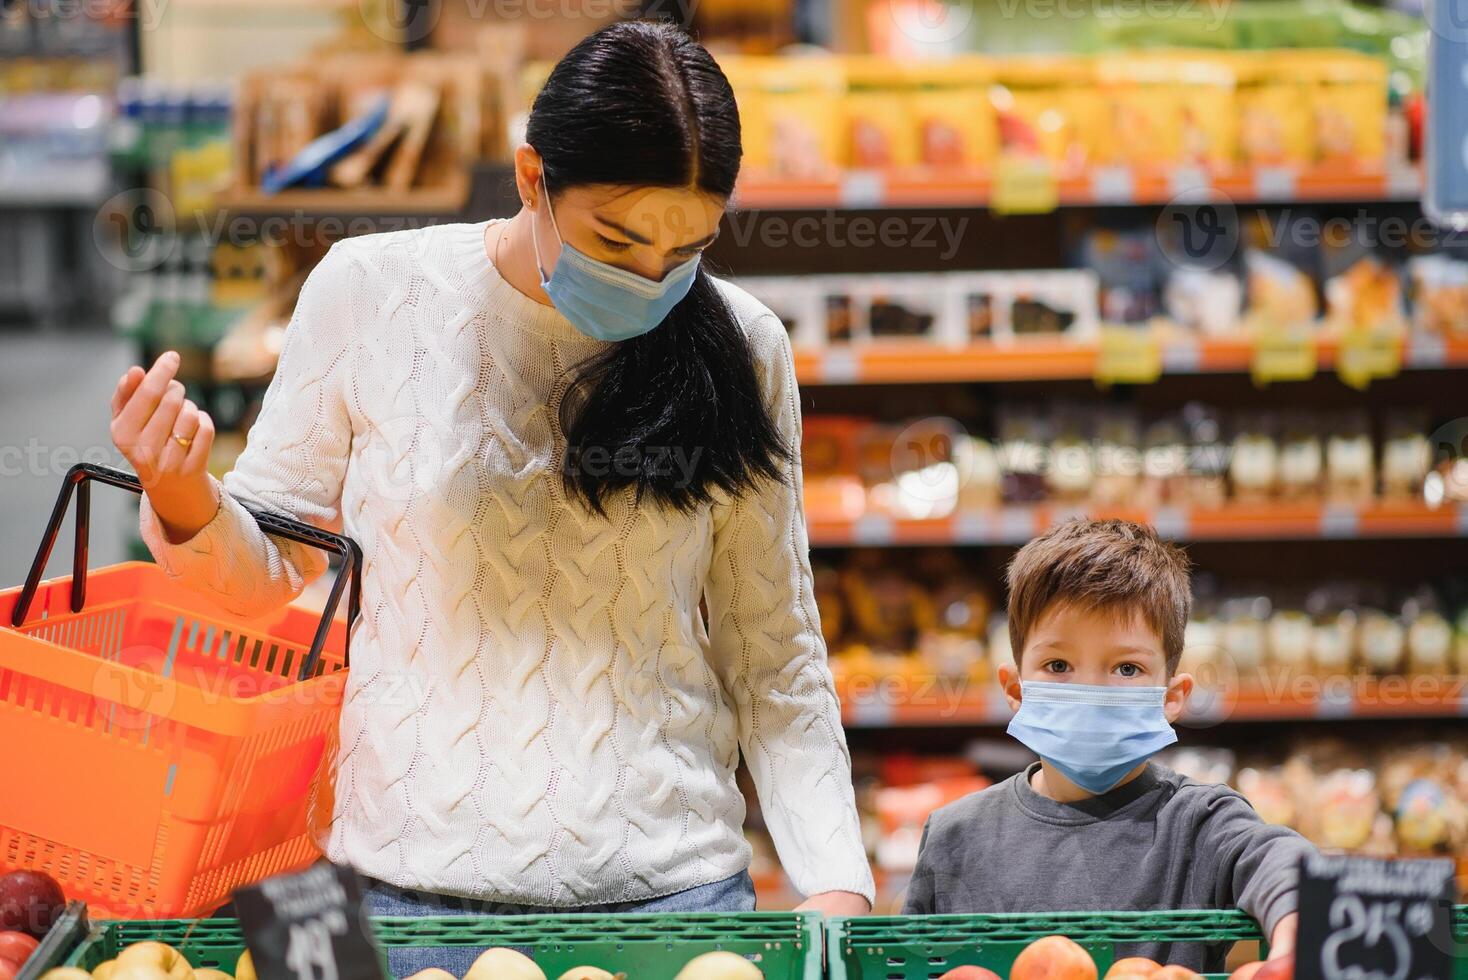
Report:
9,462,362,681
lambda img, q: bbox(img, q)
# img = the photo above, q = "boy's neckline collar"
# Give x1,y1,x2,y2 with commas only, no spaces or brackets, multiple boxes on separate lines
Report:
1010,761,1164,825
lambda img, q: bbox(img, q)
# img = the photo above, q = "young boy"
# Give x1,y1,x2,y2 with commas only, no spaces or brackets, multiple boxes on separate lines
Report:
904,518,1310,972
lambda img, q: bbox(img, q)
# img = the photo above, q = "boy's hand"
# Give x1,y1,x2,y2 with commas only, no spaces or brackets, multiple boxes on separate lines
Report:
1268,912,1298,960
795,890,871,916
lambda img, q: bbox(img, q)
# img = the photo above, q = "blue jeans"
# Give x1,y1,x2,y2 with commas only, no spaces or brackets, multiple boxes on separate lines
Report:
364,870,757,977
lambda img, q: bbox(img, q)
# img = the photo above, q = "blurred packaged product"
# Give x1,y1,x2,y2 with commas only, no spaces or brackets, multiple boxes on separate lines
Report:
910,58,998,168
845,56,919,168
1324,256,1409,337
1407,254,1468,337
1325,409,1376,503
735,270,1098,347
1381,409,1433,500
802,403,1452,523
1092,53,1238,169
231,48,509,199
991,55,1101,172
719,54,846,177
1229,412,1280,503
1244,248,1320,331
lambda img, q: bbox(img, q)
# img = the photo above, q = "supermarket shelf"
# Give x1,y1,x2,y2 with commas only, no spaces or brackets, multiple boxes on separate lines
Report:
792,335,1468,386
736,163,1423,210
806,501,1468,547
213,170,473,220
837,674,1468,728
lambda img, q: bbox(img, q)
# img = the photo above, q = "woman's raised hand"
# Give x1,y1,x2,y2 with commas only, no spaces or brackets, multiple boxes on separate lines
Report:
110,350,220,543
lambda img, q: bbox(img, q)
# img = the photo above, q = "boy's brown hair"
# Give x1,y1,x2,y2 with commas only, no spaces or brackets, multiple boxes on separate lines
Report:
1007,518,1192,672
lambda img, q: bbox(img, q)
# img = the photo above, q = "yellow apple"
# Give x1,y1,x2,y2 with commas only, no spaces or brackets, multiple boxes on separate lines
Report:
116,942,194,980
403,971,457,980
104,967,175,980
232,952,254,980
193,971,233,980
463,947,546,980
556,969,620,980
91,962,118,980
38,971,93,980
674,951,764,979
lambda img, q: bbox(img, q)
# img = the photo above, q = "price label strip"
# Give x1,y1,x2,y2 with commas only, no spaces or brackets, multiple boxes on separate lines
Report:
234,861,388,980
1095,327,1163,386
1295,853,1457,980
1337,328,1403,390
1251,325,1317,386
992,155,1058,215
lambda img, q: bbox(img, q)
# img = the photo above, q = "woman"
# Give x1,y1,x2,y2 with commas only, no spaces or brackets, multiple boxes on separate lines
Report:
109,19,873,976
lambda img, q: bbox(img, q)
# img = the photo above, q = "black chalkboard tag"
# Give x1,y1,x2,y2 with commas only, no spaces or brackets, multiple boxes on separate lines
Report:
1295,852,1457,980
233,861,388,980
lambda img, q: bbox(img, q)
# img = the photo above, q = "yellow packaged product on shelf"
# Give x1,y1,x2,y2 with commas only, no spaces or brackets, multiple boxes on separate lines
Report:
909,57,997,168
1093,52,1237,169
990,55,1099,173
844,56,918,168
721,54,846,177
1299,50,1388,167
1235,51,1315,166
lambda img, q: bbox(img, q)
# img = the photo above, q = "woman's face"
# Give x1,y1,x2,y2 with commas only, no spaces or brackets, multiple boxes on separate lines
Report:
518,150,726,283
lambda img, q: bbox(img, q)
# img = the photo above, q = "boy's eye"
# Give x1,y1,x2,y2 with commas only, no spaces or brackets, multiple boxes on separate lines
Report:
1115,663,1142,678
1043,659,1070,674
594,233,634,252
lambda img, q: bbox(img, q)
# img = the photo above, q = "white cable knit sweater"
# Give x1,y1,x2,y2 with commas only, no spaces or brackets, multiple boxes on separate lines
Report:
138,220,874,907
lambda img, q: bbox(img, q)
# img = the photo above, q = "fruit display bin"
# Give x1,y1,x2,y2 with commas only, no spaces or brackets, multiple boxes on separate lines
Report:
64,912,824,978
0,464,361,920
827,908,1468,980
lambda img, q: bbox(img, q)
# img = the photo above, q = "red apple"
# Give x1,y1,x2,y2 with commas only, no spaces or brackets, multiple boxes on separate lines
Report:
0,933,36,965
940,968,1003,980
0,954,18,980
0,870,65,938
1105,959,1162,979
1012,936,1099,980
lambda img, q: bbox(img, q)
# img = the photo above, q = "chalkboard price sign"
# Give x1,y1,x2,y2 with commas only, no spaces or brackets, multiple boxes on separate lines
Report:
233,861,387,980
1295,853,1457,980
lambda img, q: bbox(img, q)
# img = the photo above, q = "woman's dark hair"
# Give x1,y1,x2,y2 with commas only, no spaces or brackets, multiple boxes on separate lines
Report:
525,20,791,515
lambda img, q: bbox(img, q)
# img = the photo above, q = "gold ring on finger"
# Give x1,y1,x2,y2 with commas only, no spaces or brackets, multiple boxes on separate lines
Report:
173,432,193,450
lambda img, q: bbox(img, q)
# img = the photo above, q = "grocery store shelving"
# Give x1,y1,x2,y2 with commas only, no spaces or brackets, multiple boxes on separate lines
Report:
806,500,1468,547
835,673,1468,728
213,169,473,220
736,162,1424,210
792,335,1468,386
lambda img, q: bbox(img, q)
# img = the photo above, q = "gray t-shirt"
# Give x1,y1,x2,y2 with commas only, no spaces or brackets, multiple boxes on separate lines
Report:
902,762,1314,972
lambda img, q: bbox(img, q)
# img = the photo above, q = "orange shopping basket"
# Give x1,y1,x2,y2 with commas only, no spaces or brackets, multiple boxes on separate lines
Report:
0,462,361,919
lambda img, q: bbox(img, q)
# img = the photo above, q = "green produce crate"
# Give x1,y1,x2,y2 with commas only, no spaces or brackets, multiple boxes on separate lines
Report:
828,908,1468,980
65,912,822,979
828,911,1260,980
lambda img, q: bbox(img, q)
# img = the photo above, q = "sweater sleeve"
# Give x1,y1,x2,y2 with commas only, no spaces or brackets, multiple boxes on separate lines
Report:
902,817,937,914
138,241,358,618
704,314,876,905
1197,787,1316,938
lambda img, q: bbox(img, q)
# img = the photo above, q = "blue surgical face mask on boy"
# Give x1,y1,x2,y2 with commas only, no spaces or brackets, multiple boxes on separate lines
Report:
529,178,700,342
1007,681,1178,794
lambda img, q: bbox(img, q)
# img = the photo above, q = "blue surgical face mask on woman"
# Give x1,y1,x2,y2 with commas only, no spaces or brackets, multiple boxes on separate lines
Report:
1006,680,1178,794
529,178,701,342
